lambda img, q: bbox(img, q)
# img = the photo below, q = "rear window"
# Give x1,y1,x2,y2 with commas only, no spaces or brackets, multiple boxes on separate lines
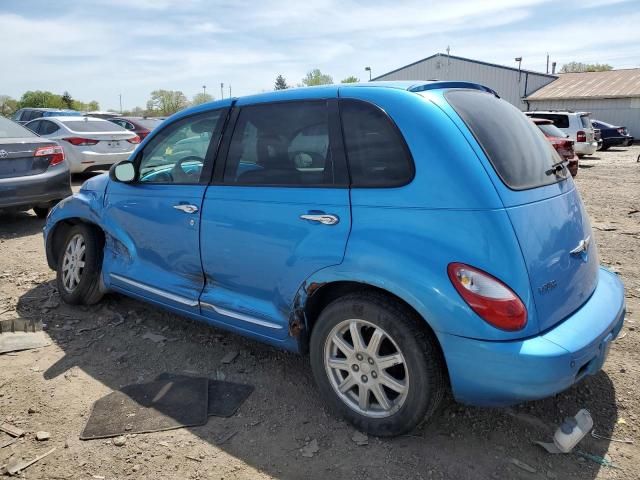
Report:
135,118,162,130
62,120,125,133
0,116,37,138
527,113,569,129
580,115,591,128
446,90,565,190
43,111,81,117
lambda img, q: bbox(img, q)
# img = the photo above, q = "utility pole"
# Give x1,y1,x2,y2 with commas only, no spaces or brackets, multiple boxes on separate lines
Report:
119,94,122,113
365,66,372,81
220,83,224,100
515,57,523,82
546,53,549,74
202,85,207,96
229,85,231,98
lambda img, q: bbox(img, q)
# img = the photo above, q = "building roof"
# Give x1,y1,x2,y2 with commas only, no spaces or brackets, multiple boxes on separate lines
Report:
373,53,557,81
526,69,640,100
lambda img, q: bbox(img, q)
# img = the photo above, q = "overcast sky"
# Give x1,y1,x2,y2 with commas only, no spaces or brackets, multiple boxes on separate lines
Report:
1,0,639,111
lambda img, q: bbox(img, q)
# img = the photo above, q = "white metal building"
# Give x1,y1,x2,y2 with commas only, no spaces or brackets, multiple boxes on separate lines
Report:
373,53,557,110
526,69,640,137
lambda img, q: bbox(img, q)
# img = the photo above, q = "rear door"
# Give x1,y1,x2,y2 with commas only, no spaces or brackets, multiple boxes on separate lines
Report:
446,90,598,332
199,97,351,338
102,108,228,314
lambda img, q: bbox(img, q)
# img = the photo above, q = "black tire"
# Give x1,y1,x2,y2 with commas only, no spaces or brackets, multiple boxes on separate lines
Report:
56,224,104,305
33,206,50,219
310,292,445,437
600,145,610,151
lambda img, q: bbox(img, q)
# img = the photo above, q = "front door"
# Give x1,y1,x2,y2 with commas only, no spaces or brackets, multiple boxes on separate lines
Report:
103,108,228,314
199,98,351,339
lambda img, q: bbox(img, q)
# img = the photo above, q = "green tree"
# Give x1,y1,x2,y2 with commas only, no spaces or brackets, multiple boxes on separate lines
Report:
274,74,289,90
0,95,18,117
61,91,74,109
18,90,65,109
146,89,189,115
559,62,613,73
302,69,333,86
192,92,214,105
341,76,360,83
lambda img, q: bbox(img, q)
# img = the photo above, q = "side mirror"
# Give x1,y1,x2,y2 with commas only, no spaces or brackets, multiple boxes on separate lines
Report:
109,161,136,183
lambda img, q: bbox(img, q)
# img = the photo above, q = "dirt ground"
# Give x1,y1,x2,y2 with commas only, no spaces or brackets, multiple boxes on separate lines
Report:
1,146,639,480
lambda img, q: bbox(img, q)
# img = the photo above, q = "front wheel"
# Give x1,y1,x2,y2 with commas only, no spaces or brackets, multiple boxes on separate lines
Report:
310,293,445,436
56,224,104,305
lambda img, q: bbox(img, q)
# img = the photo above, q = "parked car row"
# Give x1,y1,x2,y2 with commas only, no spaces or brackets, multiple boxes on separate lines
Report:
525,110,634,156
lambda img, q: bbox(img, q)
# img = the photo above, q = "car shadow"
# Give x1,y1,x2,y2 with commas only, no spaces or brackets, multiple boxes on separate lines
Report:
0,210,45,239
16,281,617,479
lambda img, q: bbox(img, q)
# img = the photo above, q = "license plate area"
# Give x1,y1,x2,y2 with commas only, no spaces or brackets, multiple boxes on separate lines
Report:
108,141,121,148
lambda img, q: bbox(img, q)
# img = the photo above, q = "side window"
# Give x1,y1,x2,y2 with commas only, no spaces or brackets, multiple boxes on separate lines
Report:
26,121,41,134
138,110,224,184
224,101,333,186
40,120,59,135
340,100,413,187
30,111,44,121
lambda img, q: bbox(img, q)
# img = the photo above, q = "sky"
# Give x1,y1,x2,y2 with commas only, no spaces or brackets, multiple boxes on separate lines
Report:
1,0,639,111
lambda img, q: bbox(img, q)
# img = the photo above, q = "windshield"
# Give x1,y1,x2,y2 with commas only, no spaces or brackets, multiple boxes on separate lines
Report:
445,89,566,190
538,123,568,139
0,116,37,138
62,120,127,133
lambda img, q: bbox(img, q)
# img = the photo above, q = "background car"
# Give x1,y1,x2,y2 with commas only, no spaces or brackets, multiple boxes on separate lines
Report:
591,119,634,150
532,118,579,177
13,107,81,125
83,111,120,119
108,116,163,141
0,116,71,218
25,116,139,174
526,111,598,157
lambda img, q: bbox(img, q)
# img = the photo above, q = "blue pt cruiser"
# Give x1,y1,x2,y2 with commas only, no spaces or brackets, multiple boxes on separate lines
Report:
43,81,625,436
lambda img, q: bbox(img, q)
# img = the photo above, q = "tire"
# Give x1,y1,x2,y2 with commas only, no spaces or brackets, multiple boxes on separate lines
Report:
310,292,445,437
600,145,610,151
33,206,50,219
56,224,104,305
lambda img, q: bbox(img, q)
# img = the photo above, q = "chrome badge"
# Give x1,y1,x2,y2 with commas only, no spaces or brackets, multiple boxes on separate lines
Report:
0,150,8,159
570,235,591,256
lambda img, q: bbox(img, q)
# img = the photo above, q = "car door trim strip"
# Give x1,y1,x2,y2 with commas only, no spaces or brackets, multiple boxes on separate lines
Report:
110,273,199,307
200,302,283,330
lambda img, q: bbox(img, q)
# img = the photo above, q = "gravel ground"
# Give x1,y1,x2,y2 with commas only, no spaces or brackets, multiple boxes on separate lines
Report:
1,146,639,480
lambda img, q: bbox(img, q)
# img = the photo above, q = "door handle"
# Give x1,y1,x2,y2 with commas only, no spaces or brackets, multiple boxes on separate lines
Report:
173,204,199,214
300,213,340,225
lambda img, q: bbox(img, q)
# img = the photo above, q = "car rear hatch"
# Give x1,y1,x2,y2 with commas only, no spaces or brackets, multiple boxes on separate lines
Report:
444,89,599,333
0,139,59,178
60,120,137,154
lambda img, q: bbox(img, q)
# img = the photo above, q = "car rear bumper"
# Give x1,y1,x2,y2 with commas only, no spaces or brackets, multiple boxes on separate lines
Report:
0,165,72,210
574,141,598,155
603,136,634,148
437,267,625,407
66,150,134,173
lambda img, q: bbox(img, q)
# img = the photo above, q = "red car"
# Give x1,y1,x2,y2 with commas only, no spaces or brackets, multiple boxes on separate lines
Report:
108,117,163,141
532,118,579,177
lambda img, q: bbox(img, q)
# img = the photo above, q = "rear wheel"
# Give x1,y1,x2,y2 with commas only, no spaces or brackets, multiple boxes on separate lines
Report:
33,206,50,219
310,293,445,436
56,224,104,305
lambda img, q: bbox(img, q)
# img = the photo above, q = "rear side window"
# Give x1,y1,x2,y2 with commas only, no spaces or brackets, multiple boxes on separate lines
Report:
62,120,124,133
580,115,591,128
447,90,565,190
39,120,59,135
224,101,334,186
340,100,413,187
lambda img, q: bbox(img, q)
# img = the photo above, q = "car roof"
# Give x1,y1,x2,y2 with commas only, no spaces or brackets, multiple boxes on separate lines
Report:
527,110,591,116
21,107,78,112
170,80,498,123
52,116,109,122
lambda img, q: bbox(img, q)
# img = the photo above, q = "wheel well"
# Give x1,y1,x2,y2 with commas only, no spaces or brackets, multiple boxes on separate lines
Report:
49,219,105,268
303,281,443,349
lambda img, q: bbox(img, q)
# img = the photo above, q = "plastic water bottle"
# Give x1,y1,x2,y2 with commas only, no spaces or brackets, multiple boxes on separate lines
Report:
553,409,593,453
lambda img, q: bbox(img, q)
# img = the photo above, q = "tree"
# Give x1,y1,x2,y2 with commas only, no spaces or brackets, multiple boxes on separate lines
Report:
0,95,18,117
341,76,360,83
559,62,613,73
146,90,189,115
302,69,333,86
274,74,289,90
192,92,214,106
18,90,65,109
61,91,74,109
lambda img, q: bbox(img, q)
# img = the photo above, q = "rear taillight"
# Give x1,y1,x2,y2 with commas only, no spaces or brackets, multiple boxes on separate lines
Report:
127,135,141,144
34,145,65,166
576,131,586,143
63,137,99,146
447,262,527,331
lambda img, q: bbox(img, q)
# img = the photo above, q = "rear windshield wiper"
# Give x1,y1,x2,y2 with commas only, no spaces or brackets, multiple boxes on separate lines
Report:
545,159,569,176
